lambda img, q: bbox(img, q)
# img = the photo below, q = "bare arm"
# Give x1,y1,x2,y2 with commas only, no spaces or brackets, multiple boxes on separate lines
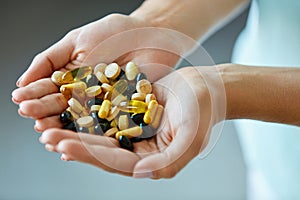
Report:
131,0,250,41
220,64,300,126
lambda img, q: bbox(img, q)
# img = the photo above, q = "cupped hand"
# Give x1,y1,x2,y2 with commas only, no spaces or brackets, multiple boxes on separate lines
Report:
14,13,195,90
37,66,225,179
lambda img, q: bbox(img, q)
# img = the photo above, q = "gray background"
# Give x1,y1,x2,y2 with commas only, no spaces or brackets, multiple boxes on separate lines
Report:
0,1,247,199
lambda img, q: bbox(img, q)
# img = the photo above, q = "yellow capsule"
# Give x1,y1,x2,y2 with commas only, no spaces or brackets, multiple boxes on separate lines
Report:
98,100,111,119
118,100,147,114
145,93,156,105
60,81,87,93
104,127,119,137
115,126,143,140
151,104,164,129
143,100,158,124
62,66,92,83
110,119,118,128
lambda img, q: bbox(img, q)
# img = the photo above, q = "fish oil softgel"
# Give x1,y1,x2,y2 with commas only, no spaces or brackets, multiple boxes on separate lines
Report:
51,61,164,151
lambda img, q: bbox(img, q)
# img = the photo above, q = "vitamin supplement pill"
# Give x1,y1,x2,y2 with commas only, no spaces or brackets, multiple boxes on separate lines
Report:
62,66,92,83
136,72,147,82
104,91,112,100
106,106,120,121
85,74,99,87
131,113,145,126
80,108,89,117
98,100,111,119
118,135,133,151
115,126,142,139
125,61,139,81
68,98,83,114
110,119,118,128
51,71,65,86
119,105,146,114
94,124,104,136
151,105,164,129
60,82,87,93
112,79,128,96
118,115,129,130
129,100,147,110
60,110,73,124
104,127,118,137
143,100,158,124
136,79,152,94
145,93,156,104
78,126,89,133
95,71,109,84
94,63,107,74
111,94,127,106
115,69,126,81
100,122,111,133
66,107,80,120
90,105,101,112
77,116,94,128
101,83,113,93
85,85,102,97
63,121,77,131
87,98,103,108
104,63,121,79
131,93,146,101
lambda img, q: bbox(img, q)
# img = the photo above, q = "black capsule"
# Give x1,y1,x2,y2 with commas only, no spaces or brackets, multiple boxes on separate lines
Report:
94,124,104,136
60,111,73,124
78,126,89,133
131,113,145,126
131,137,143,143
63,121,77,132
85,74,99,87
119,135,134,151
136,72,147,82
100,122,111,133
86,98,103,108
140,124,156,139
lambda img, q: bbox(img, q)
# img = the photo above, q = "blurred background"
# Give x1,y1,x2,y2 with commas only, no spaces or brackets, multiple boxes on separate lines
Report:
0,1,248,199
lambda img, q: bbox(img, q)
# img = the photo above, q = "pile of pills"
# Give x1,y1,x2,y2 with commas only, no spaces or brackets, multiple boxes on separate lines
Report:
51,62,164,151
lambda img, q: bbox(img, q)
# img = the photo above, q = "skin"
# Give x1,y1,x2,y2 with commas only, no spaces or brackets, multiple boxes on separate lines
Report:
13,0,300,179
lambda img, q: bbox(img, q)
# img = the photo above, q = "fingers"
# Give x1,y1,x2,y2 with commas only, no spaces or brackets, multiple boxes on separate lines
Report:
34,115,62,133
19,93,68,119
12,78,59,104
40,128,119,148
17,32,75,87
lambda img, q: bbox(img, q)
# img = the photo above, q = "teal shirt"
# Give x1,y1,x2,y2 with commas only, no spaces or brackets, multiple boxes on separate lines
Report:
232,0,300,198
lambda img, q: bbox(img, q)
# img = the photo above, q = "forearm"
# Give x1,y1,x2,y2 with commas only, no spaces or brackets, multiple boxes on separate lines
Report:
131,0,250,41
220,64,300,126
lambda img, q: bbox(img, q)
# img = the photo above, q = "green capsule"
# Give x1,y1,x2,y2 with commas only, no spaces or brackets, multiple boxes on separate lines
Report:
62,66,92,83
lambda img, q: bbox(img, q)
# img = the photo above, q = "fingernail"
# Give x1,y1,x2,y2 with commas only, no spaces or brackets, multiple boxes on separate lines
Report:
61,154,72,161
133,171,153,179
17,75,24,87
45,144,55,152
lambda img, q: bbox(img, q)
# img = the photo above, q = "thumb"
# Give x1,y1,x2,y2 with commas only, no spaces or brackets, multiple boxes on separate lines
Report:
17,31,76,87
